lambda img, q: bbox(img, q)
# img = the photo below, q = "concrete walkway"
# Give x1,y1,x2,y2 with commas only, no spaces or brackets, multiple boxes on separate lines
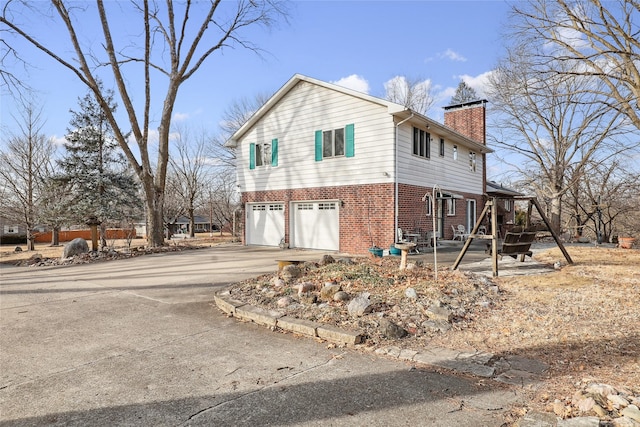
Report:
1,244,531,426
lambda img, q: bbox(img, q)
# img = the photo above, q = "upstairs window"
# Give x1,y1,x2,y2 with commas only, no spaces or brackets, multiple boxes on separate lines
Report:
315,124,354,161
323,128,345,157
249,138,278,169
469,152,477,172
453,145,458,160
439,138,445,156
412,127,430,158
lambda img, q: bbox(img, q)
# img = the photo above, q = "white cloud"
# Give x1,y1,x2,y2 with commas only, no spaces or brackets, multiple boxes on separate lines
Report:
331,74,370,94
49,135,67,146
453,71,495,98
173,112,189,122
440,49,467,62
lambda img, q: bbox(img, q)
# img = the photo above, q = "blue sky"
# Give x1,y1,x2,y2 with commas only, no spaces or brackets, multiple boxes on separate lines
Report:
1,1,511,158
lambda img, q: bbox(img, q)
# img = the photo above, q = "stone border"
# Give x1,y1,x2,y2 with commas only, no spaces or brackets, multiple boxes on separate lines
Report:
214,289,547,384
214,290,364,345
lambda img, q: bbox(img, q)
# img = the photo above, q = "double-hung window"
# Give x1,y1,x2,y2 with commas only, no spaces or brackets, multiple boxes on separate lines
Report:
315,124,355,161
249,138,278,169
439,138,445,156
323,128,345,158
412,127,430,158
469,152,477,172
447,198,456,216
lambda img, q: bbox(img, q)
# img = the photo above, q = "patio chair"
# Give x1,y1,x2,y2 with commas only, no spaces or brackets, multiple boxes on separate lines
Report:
452,225,466,241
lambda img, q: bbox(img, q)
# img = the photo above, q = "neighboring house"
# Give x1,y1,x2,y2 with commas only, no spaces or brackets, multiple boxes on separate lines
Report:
170,215,217,234
227,74,493,254
0,217,27,244
134,215,216,238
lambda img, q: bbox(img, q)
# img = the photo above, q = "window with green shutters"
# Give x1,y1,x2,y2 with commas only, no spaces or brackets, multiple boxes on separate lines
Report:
315,124,354,161
249,139,278,170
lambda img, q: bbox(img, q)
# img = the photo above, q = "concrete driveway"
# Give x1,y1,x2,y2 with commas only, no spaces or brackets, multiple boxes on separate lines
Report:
0,244,524,426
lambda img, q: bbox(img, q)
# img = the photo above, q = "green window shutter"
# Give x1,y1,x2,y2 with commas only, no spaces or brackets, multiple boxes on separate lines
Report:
249,143,256,170
271,138,278,166
345,123,355,157
315,130,323,161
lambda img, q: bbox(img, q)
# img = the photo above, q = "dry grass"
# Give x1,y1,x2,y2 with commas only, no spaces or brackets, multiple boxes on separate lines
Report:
428,246,640,409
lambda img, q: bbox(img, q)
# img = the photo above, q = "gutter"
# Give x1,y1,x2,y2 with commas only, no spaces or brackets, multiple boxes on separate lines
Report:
394,112,414,241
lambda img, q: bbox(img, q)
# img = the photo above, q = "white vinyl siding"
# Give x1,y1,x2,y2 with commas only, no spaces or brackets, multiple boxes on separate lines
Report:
396,124,484,195
237,81,395,192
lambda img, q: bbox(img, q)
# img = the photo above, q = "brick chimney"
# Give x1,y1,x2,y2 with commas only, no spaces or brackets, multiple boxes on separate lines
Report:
443,99,487,144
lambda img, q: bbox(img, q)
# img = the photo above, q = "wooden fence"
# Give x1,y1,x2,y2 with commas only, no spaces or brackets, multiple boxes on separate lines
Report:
34,229,136,243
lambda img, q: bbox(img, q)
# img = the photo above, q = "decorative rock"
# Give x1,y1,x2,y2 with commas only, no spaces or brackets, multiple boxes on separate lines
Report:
347,292,372,317
378,318,407,339
62,238,89,258
557,416,600,426
299,294,317,305
295,282,316,295
281,264,302,281
612,417,640,427
14,246,22,252
421,320,451,333
426,304,453,322
553,400,568,416
337,257,355,265
609,394,630,409
406,263,418,271
319,255,335,266
592,404,607,417
577,397,595,413
303,261,318,270
333,291,350,302
621,405,640,423
320,283,341,300
271,278,286,288
585,383,617,397
277,296,293,308
404,288,418,299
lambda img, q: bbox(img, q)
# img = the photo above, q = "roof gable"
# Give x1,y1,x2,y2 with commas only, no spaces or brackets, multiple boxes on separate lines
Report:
227,74,405,147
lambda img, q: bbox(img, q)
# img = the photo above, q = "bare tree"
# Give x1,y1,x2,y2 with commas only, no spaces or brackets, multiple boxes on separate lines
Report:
208,93,272,167
168,126,213,238
486,44,632,233
0,101,55,250
566,159,640,242
511,0,640,132
209,168,240,236
0,1,288,247
384,75,434,116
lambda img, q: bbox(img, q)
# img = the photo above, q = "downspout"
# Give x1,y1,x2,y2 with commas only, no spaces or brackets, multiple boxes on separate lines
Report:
394,112,414,241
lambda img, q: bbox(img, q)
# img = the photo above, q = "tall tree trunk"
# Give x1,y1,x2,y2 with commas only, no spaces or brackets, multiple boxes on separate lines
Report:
99,222,107,250
188,207,195,238
51,227,60,246
549,195,562,235
146,191,165,247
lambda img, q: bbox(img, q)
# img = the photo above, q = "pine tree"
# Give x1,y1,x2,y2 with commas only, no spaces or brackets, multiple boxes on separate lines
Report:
450,81,479,105
58,83,141,248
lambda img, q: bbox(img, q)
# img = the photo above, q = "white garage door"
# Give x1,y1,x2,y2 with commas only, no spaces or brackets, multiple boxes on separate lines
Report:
292,201,339,251
246,203,285,246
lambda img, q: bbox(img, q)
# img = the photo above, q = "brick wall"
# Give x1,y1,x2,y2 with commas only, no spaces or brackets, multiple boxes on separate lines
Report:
398,184,484,240
242,183,395,254
241,183,485,254
443,101,486,144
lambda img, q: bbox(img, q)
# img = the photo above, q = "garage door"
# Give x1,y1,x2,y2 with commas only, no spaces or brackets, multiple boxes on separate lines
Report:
246,203,285,246
292,201,339,251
